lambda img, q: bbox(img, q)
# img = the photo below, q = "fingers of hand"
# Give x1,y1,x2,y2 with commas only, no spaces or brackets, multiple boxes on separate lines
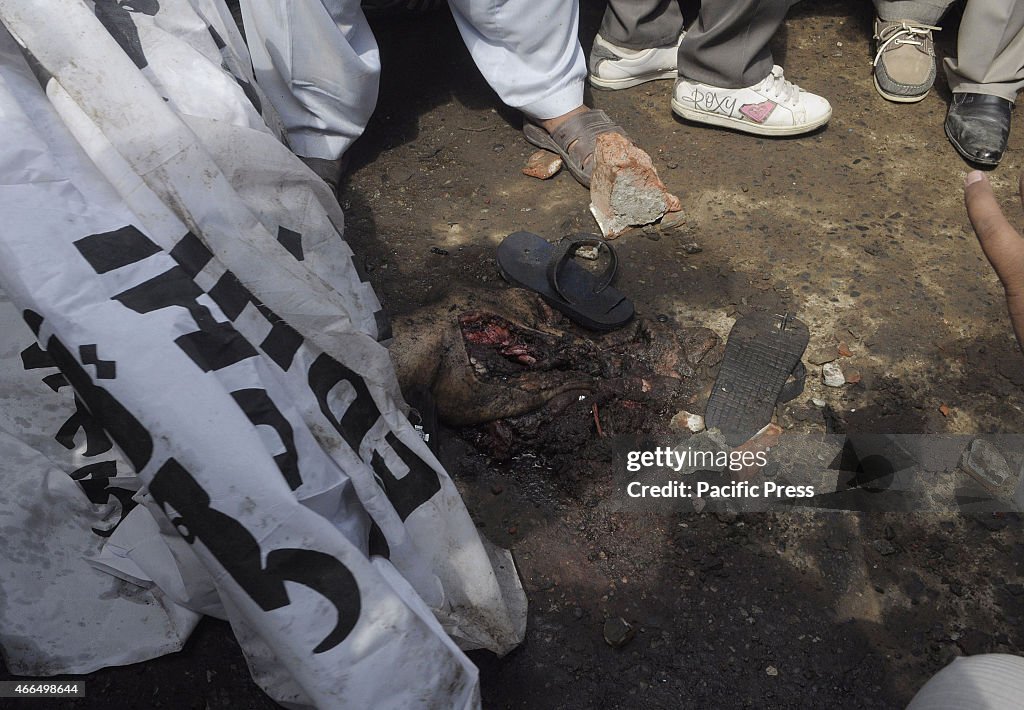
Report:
965,172,1024,289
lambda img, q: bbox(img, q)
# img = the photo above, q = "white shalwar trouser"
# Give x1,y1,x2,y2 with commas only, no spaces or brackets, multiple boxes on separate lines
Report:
240,0,587,161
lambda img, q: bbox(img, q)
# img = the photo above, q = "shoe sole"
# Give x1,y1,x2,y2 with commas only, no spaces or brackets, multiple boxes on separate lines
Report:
944,121,1001,166
873,75,929,103
670,97,831,137
589,70,677,91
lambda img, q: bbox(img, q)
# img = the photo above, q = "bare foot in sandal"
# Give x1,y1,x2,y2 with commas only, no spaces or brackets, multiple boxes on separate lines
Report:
524,105,681,237
523,105,630,187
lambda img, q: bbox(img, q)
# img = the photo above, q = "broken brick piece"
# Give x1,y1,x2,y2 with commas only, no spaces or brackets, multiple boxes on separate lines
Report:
522,150,563,179
589,133,682,239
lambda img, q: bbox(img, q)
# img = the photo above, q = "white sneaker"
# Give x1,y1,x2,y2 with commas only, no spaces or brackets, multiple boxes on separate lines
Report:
588,32,683,90
671,65,832,136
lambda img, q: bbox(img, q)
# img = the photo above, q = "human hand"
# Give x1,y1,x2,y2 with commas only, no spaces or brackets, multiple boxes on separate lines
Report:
964,170,1024,351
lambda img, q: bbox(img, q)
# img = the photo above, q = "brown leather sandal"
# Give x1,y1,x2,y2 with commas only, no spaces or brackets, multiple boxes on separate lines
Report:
522,108,627,188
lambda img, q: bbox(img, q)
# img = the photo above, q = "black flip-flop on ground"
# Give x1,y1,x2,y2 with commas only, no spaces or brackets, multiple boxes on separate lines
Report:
496,231,634,331
705,312,809,446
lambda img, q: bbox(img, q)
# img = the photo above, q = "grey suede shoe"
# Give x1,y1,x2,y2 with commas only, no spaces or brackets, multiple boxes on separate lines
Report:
872,18,940,103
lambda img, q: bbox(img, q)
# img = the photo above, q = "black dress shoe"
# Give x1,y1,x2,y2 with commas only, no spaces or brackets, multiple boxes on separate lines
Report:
944,92,1013,166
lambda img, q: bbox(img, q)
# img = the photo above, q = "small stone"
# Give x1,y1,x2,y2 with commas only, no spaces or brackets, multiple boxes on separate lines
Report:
872,539,897,556
807,348,837,365
430,246,449,256
575,245,600,260
822,362,845,387
670,410,705,433
766,666,779,677
939,404,951,417
681,242,702,254
660,212,687,230
846,370,862,385
733,423,782,478
603,617,636,648
811,398,826,407
838,341,853,357
522,149,563,180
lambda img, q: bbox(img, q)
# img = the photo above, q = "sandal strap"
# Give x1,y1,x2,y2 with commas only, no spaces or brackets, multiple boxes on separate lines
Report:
778,361,807,403
546,234,618,305
549,109,627,171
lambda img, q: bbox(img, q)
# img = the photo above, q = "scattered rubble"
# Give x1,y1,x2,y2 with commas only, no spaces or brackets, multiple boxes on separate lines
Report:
522,149,563,180
734,423,782,479
872,539,897,556
603,617,636,648
807,347,838,365
822,362,845,387
670,410,705,434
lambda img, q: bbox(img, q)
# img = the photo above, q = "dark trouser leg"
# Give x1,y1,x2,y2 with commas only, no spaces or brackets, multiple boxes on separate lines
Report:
598,0,684,50
678,0,792,89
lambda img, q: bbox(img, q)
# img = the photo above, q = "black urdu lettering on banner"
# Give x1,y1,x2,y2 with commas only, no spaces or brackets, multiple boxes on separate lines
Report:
367,521,390,559
168,231,301,373
113,266,258,372
206,25,264,116
168,229,316,372
77,229,306,489
74,226,161,274
42,331,154,472
168,231,213,278
20,320,134,533
94,0,160,70
42,372,69,392
276,227,304,261
207,271,303,371
370,433,442,522
149,458,361,654
79,344,117,380
308,354,441,521
20,342,55,370
231,389,301,490
56,395,114,457
69,460,139,537
23,310,153,471
22,343,70,391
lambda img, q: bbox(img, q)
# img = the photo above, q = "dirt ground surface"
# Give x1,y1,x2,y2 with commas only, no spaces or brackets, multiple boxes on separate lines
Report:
5,1,1024,708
